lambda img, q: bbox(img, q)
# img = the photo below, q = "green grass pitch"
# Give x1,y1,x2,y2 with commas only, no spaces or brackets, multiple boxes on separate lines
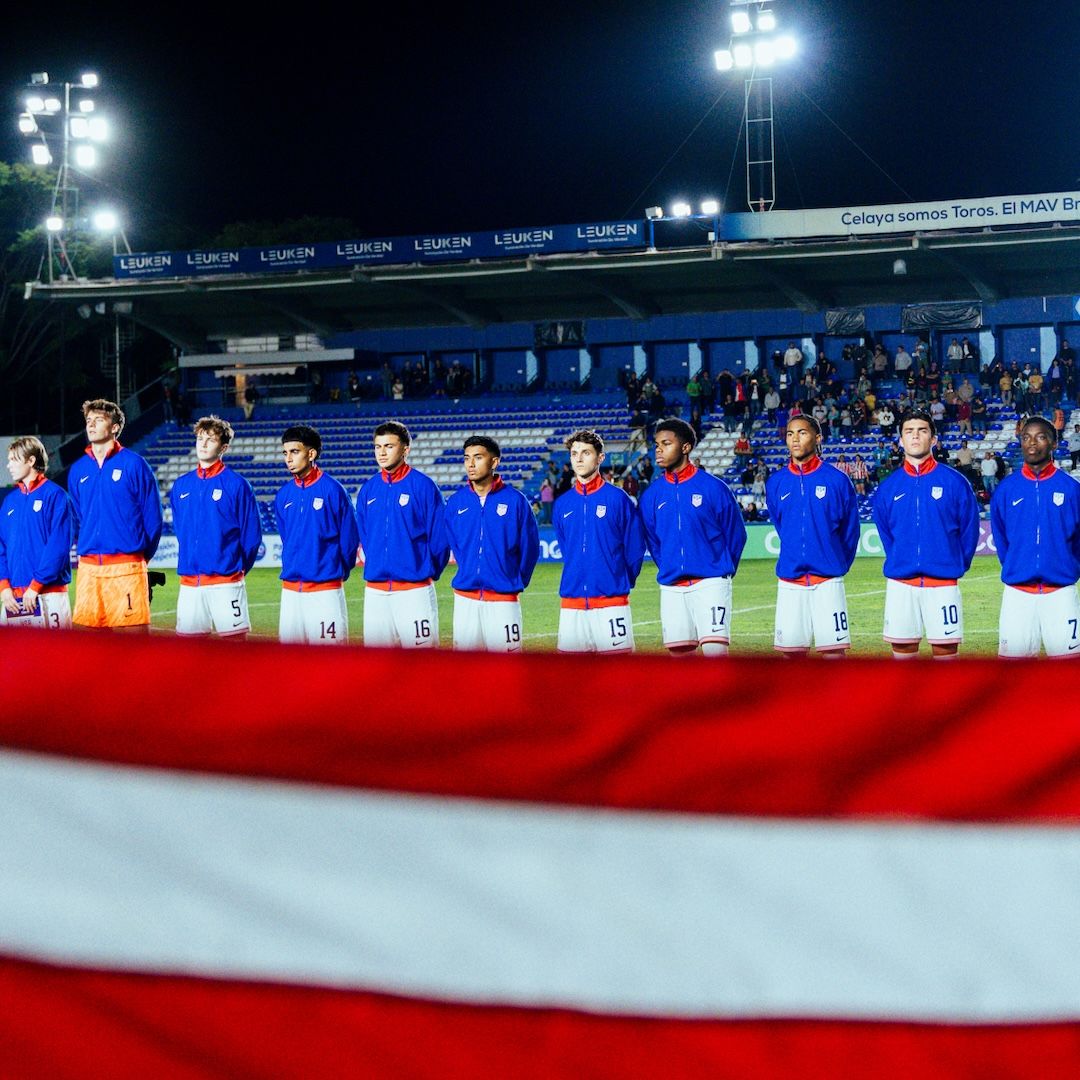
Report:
134,558,1009,656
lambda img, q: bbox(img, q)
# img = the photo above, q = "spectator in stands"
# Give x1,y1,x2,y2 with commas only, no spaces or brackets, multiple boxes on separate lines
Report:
929,396,946,431
839,406,853,442
981,451,999,495
811,398,828,439
1069,424,1080,470
873,439,892,481
243,384,258,421
538,477,554,524
894,344,913,378
1014,367,1030,413
872,344,889,380
1048,357,1064,403
733,430,753,469
555,462,574,498
954,439,976,485
348,372,362,403
1054,405,1066,446
686,372,702,412
430,359,447,398
913,339,930,372
946,338,964,372
764,384,781,425
849,453,870,495
876,403,896,439
957,397,973,437
783,341,804,382
391,376,405,401
721,394,742,433
381,362,395,400
699,370,715,413
961,336,980,374
309,368,324,404
1029,367,1046,414
999,367,1013,407
747,377,761,422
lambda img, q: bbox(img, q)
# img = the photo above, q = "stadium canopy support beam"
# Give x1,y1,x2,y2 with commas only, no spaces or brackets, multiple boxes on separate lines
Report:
752,266,825,313
555,269,661,320
923,247,1002,303
247,295,339,338
124,310,207,353
351,271,496,329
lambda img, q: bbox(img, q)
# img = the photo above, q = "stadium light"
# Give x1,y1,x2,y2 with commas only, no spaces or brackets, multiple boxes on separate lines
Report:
670,202,693,218
17,70,113,282
644,200,723,248
45,215,64,232
715,1,798,212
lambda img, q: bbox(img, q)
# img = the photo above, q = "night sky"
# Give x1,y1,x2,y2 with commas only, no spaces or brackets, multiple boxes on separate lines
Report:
3,1,1077,248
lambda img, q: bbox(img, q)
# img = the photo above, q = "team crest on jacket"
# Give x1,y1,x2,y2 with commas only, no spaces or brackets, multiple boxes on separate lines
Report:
497,503,508,516
1055,491,1066,506
815,485,826,499
32,500,42,512
691,493,703,507
399,493,410,506
596,504,607,518
212,489,223,502
931,486,943,500
111,469,122,482
312,497,324,510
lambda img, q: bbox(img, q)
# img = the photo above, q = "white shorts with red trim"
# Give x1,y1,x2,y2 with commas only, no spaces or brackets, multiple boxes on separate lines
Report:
363,583,439,649
774,577,850,652
452,594,524,653
176,581,250,637
659,576,731,649
883,578,963,646
999,584,1080,658
557,604,634,654
279,586,348,646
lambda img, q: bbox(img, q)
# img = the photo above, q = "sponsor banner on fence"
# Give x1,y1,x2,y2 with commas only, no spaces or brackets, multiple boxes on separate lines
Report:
113,221,645,280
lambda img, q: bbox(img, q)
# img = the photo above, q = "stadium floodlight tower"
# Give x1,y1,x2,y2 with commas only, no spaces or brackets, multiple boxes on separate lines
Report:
713,2,797,213
17,71,109,282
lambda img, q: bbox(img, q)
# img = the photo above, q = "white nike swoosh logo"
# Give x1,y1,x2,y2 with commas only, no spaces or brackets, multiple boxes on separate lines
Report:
1012,498,1023,506
179,493,189,499
367,498,377,505
457,508,469,514
657,502,667,510
6,509,13,515
563,511,573,517
893,494,905,501
284,502,293,509
780,493,791,500
79,476,88,483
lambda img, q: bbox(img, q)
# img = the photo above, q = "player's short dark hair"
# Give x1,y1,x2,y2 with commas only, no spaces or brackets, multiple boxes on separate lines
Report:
565,429,604,454
193,414,234,445
8,435,48,472
1020,415,1058,443
374,420,411,446
654,417,697,450
463,435,500,457
282,425,322,457
786,414,821,436
899,409,935,436
82,398,125,433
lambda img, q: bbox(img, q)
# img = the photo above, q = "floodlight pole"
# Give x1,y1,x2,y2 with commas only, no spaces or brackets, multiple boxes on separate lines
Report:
744,75,775,213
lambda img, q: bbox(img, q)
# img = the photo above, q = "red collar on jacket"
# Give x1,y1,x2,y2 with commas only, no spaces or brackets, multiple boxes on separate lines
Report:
903,457,938,477
196,459,226,480
788,455,823,476
293,464,323,488
84,440,123,462
1022,462,1057,481
17,472,47,495
380,462,411,483
574,473,605,496
663,461,698,483
470,474,505,496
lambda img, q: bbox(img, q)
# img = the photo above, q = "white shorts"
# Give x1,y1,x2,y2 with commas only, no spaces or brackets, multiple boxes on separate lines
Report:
453,594,524,652
557,604,634,653
176,581,250,637
363,584,439,649
0,590,71,630
774,577,850,652
660,577,732,648
883,579,963,645
999,584,1080,658
279,586,349,645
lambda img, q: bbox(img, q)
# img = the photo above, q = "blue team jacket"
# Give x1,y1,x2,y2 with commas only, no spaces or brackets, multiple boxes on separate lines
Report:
445,476,540,594
991,463,1080,586
553,475,645,600
872,457,979,580
274,466,360,584
0,476,73,591
67,443,163,560
765,456,859,580
170,460,262,579
638,463,747,585
355,464,450,583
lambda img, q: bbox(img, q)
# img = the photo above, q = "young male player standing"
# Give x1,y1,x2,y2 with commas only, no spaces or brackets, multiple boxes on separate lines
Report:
275,425,359,645
0,436,74,629
67,399,163,632
872,409,980,659
991,415,1080,657
355,420,449,648
170,415,261,639
445,435,539,652
765,415,860,657
639,417,746,656
553,429,645,653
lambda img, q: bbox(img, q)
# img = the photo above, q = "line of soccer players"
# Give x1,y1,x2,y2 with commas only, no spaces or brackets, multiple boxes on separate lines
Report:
2,398,1080,657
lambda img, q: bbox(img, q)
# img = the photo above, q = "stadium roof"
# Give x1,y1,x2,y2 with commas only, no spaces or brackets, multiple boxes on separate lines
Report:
24,223,1080,352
